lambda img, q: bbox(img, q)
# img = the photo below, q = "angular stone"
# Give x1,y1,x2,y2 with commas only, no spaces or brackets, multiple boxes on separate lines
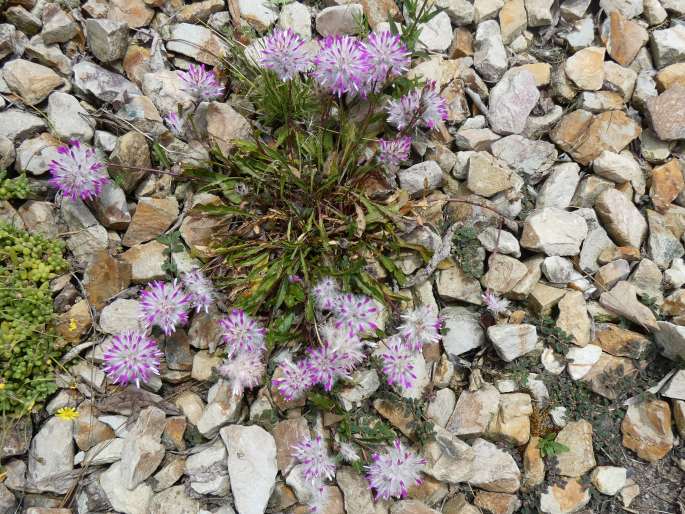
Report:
647,209,684,269
651,159,684,212
651,25,685,69
522,437,545,491
591,466,627,496
525,0,554,26
272,418,310,475
221,425,278,514
478,227,521,257
123,197,178,247
488,69,539,135
605,11,649,66
109,0,154,27
647,85,685,141
490,135,557,179
184,440,229,496
41,3,78,44
481,254,528,294
656,62,685,91
440,306,485,357
121,240,167,283
536,163,580,209
595,188,647,247
400,161,443,197
540,479,591,514
583,352,637,399
15,133,61,176
599,281,657,330
487,324,538,362
417,11,453,52
621,400,674,462
315,4,363,36
592,150,644,192
195,101,251,156
595,259,631,288
73,60,142,106
654,321,685,361
100,461,153,514
2,59,63,105
557,290,591,347
551,109,641,165
555,420,595,477
436,264,483,305
520,208,588,256
474,20,508,82
468,438,521,493
487,392,533,446
565,47,605,91
499,0,527,44
27,417,75,494
85,19,129,63
278,1,313,38
446,384,500,436
167,23,226,66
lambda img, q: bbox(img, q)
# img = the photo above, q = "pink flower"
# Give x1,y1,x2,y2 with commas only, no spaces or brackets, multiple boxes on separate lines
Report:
365,439,425,500
260,28,313,81
311,277,340,311
386,82,448,130
103,330,163,387
292,435,336,484
320,322,366,371
139,280,191,336
48,140,109,202
312,35,368,96
219,308,267,356
378,136,412,170
338,441,360,463
181,269,214,313
482,289,510,315
272,358,313,401
218,351,265,396
361,31,410,83
379,337,416,390
164,112,184,136
178,64,225,101
398,305,442,351
307,342,353,391
332,293,380,337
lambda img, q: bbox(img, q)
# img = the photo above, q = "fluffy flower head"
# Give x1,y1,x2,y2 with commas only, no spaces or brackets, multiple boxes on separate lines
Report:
419,81,449,129
398,305,442,351
361,31,410,83
320,322,366,371
164,112,184,136
292,435,336,483
380,337,416,390
49,140,109,202
482,289,510,315
312,277,340,311
260,28,313,81
139,280,191,336
307,342,353,391
385,82,448,130
378,136,411,170
219,308,267,356
182,269,214,313
338,441,360,463
333,293,380,337
272,358,313,401
178,64,225,101
312,35,368,96
103,330,163,387
365,439,425,500
218,351,265,396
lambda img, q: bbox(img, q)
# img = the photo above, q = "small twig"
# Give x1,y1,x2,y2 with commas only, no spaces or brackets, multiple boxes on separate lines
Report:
464,86,489,117
405,221,461,287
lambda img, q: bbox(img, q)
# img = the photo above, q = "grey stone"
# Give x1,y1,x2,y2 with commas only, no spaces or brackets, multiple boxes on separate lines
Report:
595,188,648,247
655,321,685,361
0,24,17,60
488,69,540,135
41,3,78,45
525,0,554,26
399,161,443,197
423,425,475,483
184,440,230,496
468,438,521,493
99,299,144,334
47,92,95,141
315,4,363,36
100,461,153,514
441,306,485,357
536,163,580,209
577,207,616,273
474,20,508,82
478,227,521,257
520,208,588,256
86,19,129,63
490,135,557,180
120,406,166,490
417,10,453,52
487,324,538,362
650,24,685,68
27,416,75,494
278,1,312,39
73,61,141,104
647,209,684,269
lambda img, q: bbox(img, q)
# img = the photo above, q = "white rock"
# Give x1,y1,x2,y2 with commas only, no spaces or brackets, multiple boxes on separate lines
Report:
474,0,504,23
541,256,576,284
142,71,196,117
426,388,457,427
315,4,363,36
474,20,508,82
651,25,685,68
16,134,61,175
440,306,486,357
100,461,153,514
47,92,95,141
566,345,603,380
487,324,538,362
85,18,129,63
591,466,627,496
238,0,278,31
655,321,685,361
661,370,685,400
600,0,644,18
417,11,453,52
221,425,278,514
185,440,230,496
550,406,568,427
99,299,144,335
278,1,311,39
488,69,540,135
541,347,566,375
468,438,521,493
665,258,685,289
73,61,142,105
167,23,227,66
525,0,554,26
520,208,588,256
27,416,75,494
563,16,595,51
399,160,443,196
477,227,521,257
592,150,644,192
536,163,581,209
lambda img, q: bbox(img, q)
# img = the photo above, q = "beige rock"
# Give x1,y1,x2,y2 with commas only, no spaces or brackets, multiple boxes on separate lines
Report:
522,436,544,490
595,188,647,247
41,3,79,44
565,47,605,90
673,400,685,438
196,101,251,155
390,500,439,514
2,59,63,105
540,478,591,514
109,0,155,27
373,398,415,438
121,240,168,283
123,197,179,247
593,323,651,358
360,0,402,29
468,438,521,493
520,208,588,256
56,299,92,344
110,131,151,193
556,290,591,346
481,254,528,294
474,492,521,514
582,352,636,399
422,425,475,484
605,11,648,66
599,281,657,331
436,264,483,306
646,85,685,141
83,250,132,309
551,109,641,165
499,0,527,44
167,23,226,66
555,420,595,477
446,383,500,436
515,62,551,86
650,159,684,212
528,282,566,314
591,466,627,496
74,404,115,451
272,418,310,475
509,256,543,300
656,62,685,91
621,399,674,462
466,152,514,197
487,392,533,446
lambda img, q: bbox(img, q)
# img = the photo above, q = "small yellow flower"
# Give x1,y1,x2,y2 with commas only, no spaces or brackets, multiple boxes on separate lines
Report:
56,407,79,421
68,318,77,332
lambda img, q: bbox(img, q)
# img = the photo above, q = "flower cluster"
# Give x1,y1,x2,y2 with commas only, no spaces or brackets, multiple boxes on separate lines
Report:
178,63,225,101
101,270,215,388
49,140,109,202
217,308,267,395
482,289,510,316
365,439,426,500
386,81,448,131
291,434,337,510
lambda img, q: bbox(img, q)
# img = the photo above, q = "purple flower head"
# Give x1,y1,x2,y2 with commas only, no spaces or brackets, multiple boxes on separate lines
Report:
380,337,416,390
378,136,411,170
219,308,267,356
103,330,163,387
312,35,369,96
332,293,380,337
398,305,442,351
292,435,336,484
385,82,448,131
482,289,510,315
272,358,313,401
320,322,366,371
338,441,360,463
260,28,313,81
164,112,184,136
218,351,265,396
365,439,426,500
181,269,214,313
307,342,353,391
49,140,109,202
139,280,191,336
178,64,225,101
312,277,340,311
361,31,410,83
